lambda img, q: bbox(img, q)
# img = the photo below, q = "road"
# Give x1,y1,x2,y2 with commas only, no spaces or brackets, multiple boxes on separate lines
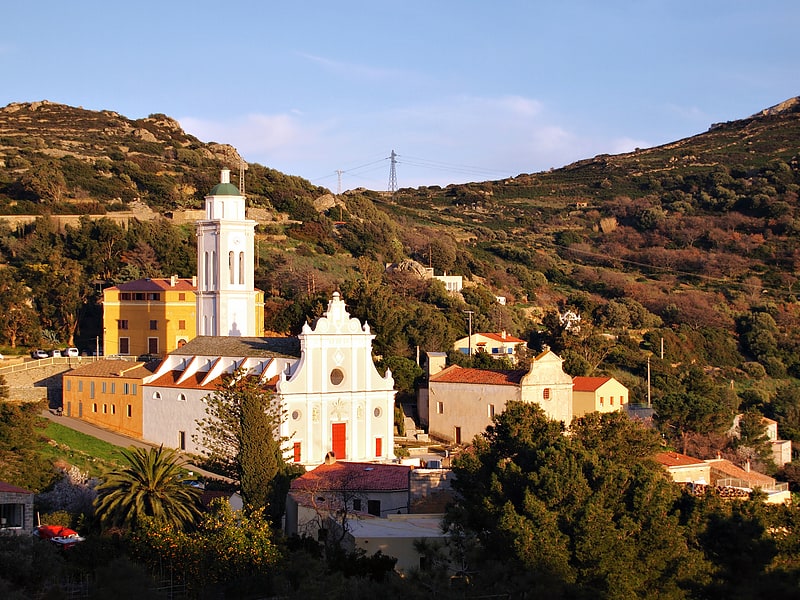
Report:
40,409,233,483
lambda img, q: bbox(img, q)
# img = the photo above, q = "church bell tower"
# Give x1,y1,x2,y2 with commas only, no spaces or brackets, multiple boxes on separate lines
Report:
196,168,260,337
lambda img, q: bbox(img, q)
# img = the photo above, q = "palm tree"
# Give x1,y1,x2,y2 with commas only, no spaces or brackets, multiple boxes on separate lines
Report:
94,445,202,530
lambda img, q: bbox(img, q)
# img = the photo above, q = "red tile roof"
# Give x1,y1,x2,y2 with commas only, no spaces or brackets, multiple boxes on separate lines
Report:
430,365,525,386
290,461,411,493
655,451,706,468
0,480,34,494
572,376,612,392
148,370,225,390
705,459,777,487
65,360,156,379
479,332,525,344
107,277,197,292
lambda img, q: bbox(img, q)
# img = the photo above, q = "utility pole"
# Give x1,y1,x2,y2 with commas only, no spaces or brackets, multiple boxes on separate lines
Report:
388,150,398,193
463,310,474,356
647,356,651,408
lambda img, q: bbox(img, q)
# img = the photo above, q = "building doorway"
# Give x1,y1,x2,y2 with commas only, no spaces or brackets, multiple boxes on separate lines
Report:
332,423,346,459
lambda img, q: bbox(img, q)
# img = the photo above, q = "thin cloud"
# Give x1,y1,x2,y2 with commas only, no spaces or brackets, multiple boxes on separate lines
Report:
297,52,407,82
179,112,331,162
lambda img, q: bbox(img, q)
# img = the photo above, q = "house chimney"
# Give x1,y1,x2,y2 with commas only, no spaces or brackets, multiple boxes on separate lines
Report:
170,274,178,287
192,275,197,288
502,330,507,340
744,459,751,472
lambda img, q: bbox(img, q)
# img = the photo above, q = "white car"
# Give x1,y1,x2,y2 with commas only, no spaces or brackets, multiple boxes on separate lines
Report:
65,347,79,357
50,349,62,358
31,350,48,359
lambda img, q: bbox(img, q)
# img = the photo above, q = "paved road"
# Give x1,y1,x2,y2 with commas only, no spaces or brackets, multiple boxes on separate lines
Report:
40,409,233,482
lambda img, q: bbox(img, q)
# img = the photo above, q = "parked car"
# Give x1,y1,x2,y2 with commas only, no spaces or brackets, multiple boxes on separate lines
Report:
50,349,62,358
31,349,48,359
34,524,85,549
65,347,79,357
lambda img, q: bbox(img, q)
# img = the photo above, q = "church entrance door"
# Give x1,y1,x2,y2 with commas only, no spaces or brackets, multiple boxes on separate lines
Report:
332,422,346,459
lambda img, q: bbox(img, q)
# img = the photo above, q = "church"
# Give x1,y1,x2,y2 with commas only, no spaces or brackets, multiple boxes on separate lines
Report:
65,169,397,468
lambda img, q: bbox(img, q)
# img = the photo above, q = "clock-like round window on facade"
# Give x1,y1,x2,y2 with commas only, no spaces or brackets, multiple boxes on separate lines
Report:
292,410,301,421
330,368,344,385
374,407,382,418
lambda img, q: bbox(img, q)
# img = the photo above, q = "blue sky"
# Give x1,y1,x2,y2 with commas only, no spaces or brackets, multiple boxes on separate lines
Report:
2,1,797,190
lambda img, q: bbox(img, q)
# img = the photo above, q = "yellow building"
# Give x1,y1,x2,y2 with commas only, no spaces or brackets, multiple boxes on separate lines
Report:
62,360,157,439
102,276,199,358
572,376,629,417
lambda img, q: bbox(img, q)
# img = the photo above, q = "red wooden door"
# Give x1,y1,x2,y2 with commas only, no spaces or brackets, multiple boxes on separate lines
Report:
332,423,346,459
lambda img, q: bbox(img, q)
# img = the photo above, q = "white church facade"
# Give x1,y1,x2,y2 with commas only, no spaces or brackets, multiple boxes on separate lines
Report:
142,293,397,467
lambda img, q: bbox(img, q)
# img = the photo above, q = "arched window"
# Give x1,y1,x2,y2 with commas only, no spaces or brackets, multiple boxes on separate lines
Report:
239,251,245,284
152,391,162,400
203,252,209,291
177,393,187,402
229,251,235,284
212,252,218,288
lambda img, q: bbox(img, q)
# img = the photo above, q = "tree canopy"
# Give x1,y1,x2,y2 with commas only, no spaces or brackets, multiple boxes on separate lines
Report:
93,445,202,531
446,403,711,598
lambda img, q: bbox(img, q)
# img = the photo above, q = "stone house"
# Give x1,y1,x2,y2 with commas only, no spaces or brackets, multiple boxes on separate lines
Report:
424,348,573,444
0,480,34,534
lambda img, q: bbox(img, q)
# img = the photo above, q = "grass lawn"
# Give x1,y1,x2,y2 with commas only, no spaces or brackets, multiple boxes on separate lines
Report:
38,420,126,477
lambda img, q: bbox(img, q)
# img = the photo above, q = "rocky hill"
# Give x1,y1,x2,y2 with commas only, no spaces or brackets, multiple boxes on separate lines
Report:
0,100,325,215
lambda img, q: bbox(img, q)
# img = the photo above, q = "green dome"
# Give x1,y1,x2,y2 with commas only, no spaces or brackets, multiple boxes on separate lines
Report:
209,182,240,196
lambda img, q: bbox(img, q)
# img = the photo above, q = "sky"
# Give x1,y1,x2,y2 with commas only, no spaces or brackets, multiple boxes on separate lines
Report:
2,1,798,191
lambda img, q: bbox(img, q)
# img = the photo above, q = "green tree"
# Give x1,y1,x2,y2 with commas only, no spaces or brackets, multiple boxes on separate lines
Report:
0,268,41,347
447,402,710,598
24,255,92,345
195,369,290,519
93,445,202,531
65,216,127,281
129,501,281,597
654,390,732,454
0,401,57,491
20,160,67,203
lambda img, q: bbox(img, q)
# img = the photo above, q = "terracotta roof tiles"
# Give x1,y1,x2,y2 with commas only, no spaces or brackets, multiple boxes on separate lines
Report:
655,451,706,468
572,376,613,392
64,359,157,379
429,365,526,385
108,278,196,292
0,480,34,494
290,461,411,493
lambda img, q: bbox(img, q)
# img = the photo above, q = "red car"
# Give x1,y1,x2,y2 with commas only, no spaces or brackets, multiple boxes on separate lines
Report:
33,525,85,549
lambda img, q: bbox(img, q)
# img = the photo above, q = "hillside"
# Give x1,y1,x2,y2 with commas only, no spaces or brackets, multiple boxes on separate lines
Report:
1,98,800,452
0,100,326,215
